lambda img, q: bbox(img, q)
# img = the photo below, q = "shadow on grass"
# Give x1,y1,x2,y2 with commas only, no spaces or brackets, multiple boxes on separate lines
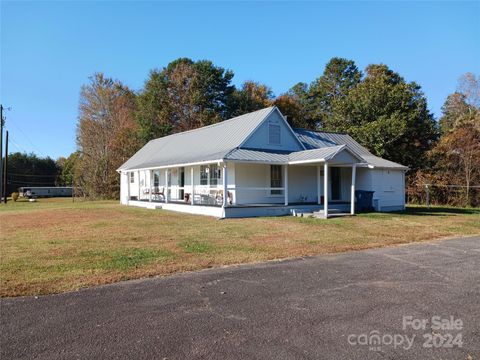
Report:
360,206,478,217
404,206,479,216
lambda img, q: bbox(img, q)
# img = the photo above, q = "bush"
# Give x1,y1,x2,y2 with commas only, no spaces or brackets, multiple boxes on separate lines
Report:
11,192,19,202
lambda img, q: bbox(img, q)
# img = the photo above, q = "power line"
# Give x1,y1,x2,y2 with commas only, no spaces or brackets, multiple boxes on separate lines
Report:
8,172,59,177
8,138,29,154
8,180,58,185
7,121,45,157
8,179,55,184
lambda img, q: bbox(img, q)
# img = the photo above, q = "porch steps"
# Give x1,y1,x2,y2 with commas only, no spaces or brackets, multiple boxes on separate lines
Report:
292,208,351,219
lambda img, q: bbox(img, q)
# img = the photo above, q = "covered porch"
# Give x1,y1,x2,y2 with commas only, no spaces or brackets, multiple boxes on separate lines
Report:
121,150,364,218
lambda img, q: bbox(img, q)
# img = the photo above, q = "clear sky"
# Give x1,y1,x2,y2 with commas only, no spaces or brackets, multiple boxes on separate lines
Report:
1,1,479,159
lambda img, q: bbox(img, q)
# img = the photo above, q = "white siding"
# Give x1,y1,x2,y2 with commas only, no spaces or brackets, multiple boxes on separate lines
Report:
234,163,279,204
374,169,405,211
288,165,318,203
356,168,405,211
339,167,352,202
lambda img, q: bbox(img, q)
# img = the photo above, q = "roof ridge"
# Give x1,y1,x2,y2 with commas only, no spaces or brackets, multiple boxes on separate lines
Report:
293,128,349,135
150,106,275,143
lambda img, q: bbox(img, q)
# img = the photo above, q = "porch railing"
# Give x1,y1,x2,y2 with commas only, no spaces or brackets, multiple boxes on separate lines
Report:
131,185,288,207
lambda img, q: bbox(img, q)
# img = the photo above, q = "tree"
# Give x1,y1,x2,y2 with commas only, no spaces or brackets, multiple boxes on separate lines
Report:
76,73,140,198
429,125,480,206
457,72,480,108
229,80,273,116
57,151,80,186
308,57,362,128
273,94,309,129
327,64,438,171
439,73,480,133
6,152,59,195
136,58,235,142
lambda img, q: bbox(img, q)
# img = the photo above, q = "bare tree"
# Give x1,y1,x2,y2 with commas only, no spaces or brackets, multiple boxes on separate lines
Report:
76,73,140,198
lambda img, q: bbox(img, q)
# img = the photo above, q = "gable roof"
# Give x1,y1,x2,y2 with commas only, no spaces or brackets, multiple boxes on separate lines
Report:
118,107,407,171
118,107,276,171
293,128,408,169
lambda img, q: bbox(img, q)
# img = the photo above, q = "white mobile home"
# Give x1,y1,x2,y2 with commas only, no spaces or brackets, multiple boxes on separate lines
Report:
19,186,73,198
118,107,407,218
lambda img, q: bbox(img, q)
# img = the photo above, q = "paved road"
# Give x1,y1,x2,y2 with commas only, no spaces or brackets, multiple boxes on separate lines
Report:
1,236,479,360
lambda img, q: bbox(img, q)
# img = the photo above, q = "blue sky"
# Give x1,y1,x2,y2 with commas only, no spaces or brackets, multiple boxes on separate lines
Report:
1,1,479,159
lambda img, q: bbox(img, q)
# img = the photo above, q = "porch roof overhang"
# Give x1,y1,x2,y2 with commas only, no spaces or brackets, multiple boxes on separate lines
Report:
117,145,370,173
224,145,367,166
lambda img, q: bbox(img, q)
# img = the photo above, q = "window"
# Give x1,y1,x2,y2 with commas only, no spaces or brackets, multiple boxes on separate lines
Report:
130,172,134,183
200,165,222,186
210,164,221,186
153,171,159,187
270,165,283,195
200,165,208,185
268,123,281,145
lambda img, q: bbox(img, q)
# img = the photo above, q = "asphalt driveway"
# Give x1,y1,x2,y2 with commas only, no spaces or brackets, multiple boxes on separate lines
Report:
1,236,479,359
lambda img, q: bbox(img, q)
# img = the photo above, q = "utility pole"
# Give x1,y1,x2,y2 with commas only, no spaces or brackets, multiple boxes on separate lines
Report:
0,105,4,202
3,130,8,203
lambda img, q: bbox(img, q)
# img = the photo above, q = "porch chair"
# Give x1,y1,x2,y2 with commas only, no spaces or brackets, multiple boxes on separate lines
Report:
214,190,233,206
152,186,165,201
194,187,211,205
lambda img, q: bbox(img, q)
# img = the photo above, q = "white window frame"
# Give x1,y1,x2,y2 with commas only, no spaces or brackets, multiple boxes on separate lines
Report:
209,164,221,186
200,164,222,187
268,123,281,145
130,172,134,183
267,165,283,197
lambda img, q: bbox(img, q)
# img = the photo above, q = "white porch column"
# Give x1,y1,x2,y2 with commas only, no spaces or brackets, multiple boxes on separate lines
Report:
149,170,153,202
138,170,141,200
284,165,289,206
126,172,130,204
190,167,194,205
317,165,321,205
222,162,228,207
351,164,357,215
324,162,329,218
165,168,169,203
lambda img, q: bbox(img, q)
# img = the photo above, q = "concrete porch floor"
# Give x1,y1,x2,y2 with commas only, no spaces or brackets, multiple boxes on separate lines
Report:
126,199,352,218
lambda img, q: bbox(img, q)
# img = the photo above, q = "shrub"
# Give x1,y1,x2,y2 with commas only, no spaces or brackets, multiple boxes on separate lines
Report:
12,192,19,202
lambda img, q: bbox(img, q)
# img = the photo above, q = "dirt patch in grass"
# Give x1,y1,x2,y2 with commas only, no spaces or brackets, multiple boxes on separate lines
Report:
0,199,478,297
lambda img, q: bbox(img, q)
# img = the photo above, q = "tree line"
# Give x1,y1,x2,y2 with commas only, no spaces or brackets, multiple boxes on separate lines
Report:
5,58,479,206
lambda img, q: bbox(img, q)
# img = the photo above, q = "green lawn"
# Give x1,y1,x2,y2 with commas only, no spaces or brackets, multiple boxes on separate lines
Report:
1,198,479,297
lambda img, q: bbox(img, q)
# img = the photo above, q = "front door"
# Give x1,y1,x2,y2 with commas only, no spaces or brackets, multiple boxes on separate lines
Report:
331,167,341,201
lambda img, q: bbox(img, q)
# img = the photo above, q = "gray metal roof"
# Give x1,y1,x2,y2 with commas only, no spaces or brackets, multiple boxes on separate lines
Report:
293,129,408,169
118,107,276,171
221,145,358,164
288,145,348,163
118,107,407,171
225,148,290,164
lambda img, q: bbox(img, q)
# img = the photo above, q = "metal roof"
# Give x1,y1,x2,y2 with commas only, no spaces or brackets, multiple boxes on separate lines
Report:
118,107,276,171
218,145,360,165
288,145,347,163
225,148,290,163
118,107,407,171
293,129,408,169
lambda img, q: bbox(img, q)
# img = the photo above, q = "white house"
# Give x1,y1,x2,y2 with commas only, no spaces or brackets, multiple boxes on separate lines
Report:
117,107,407,218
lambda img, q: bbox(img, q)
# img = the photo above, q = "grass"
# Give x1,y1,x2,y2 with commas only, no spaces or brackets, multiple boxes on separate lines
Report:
0,198,479,297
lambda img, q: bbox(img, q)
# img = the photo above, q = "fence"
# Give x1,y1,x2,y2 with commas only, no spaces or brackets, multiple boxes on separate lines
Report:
407,183,480,208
